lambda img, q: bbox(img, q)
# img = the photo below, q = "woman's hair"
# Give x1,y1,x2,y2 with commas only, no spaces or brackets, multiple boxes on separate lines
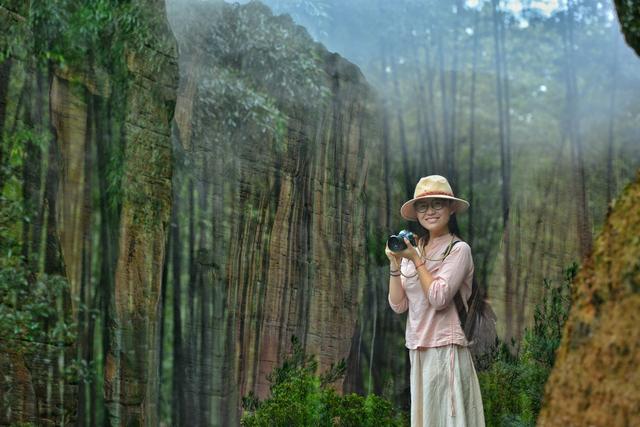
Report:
411,199,462,253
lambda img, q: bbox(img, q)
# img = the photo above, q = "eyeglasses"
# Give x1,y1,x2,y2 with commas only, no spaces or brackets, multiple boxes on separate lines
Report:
414,198,448,213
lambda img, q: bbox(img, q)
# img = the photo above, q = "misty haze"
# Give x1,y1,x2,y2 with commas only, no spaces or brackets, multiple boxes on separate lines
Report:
1,0,639,426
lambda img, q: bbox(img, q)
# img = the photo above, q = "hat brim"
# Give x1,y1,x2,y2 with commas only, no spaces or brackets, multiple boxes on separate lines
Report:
400,195,469,221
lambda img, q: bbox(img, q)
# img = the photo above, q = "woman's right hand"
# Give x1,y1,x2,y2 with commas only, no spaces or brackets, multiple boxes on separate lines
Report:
385,243,402,270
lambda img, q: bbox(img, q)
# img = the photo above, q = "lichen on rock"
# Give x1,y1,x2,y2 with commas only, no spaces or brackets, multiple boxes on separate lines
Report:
538,171,640,426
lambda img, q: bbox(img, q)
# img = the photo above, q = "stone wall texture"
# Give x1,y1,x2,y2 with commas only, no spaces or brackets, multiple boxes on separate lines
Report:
537,171,640,426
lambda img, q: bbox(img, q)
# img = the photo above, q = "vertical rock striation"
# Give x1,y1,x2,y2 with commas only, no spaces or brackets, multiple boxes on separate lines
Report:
0,1,178,425
101,2,178,425
168,2,383,424
0,4,79,424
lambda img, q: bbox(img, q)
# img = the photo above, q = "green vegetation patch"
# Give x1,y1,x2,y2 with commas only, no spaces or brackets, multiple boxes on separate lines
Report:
479,265,576,426
241,336,407,427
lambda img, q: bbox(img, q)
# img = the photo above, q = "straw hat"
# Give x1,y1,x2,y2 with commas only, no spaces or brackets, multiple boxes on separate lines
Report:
400,175,469,221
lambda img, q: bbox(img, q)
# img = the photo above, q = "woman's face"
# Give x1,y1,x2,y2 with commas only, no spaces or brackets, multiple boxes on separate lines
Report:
413,198,453,234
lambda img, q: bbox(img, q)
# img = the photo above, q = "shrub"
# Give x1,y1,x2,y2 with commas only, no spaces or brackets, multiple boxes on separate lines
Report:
478,264,576,426
241,336,407,427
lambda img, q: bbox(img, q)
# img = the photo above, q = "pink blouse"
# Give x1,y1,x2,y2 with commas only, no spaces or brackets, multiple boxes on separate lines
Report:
388,234,473,349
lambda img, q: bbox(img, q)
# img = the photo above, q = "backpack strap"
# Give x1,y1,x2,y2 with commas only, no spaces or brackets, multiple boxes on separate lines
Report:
453,289,469,335
441,240,472,339
442,239,461,258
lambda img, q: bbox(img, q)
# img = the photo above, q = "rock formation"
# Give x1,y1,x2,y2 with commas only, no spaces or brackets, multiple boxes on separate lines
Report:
0,1,178,425
167,2,383,424
538,9,640,424
537,171,640,426
101,2,178,425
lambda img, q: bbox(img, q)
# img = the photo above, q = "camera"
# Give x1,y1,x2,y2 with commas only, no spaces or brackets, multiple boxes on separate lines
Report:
387,229,417,252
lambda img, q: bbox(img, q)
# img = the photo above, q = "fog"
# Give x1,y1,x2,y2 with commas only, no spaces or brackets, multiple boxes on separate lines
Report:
166,0,640,331
2,0,638,425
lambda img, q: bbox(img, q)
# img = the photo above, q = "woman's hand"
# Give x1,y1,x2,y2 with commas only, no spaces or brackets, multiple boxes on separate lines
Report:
385,243,402,269
396,238,421,264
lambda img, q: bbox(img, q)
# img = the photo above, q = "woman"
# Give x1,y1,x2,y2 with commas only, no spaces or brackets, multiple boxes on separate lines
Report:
386,175,485,427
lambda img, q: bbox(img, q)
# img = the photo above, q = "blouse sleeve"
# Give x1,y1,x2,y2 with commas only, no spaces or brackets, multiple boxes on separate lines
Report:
428,242,473,310
388,260,409,314
388,291,408,313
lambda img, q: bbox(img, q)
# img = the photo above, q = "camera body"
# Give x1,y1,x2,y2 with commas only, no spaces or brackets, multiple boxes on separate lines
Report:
387,229,417,252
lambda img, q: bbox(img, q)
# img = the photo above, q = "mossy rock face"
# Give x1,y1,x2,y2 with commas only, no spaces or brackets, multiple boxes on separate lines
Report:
168,1,383,424
537,171,640,426
615,0,640,56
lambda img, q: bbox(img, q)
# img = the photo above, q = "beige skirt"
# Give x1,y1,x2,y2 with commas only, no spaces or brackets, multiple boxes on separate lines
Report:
409,345,485,427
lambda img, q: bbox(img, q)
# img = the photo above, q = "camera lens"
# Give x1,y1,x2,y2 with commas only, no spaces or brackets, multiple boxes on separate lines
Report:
387,235,407,252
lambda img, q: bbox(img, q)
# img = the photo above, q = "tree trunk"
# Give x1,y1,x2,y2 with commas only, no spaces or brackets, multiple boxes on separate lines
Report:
468,9,479,247
171,200,186,427
422,33,441,165
562,2,592,260
380,54,393,227
97,95,117,424
390,52,414,196
76,89,96,426
410,40,436,172
492,0,514,342
437,32,451,176
0,58,13,189
606,26,619,208
448,0,464,185
103,7,178,421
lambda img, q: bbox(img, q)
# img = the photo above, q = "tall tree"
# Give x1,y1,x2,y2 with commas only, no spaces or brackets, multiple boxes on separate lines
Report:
467,9,480,247
0,59,12,188
410,39,436,172
562,1,592,260
389,51,414,196
380,53,394,227
170,203,186,426
491,0,514,341
606,26,620,207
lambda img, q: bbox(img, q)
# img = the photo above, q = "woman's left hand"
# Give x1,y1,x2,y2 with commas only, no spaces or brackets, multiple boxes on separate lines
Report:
397,237,420,263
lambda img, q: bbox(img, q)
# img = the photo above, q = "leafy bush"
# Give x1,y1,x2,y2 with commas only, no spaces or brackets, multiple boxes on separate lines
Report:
0,266,74,348
479,264,576,426
241,336,408,427
0,196,83,420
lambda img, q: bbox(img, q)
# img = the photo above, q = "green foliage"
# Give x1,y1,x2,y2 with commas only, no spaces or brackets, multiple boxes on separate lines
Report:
174,1,330,103
478,264,577,426
196,67,288,152
0,267,73,346
0,129,81,372
241,336,407,427
615,0,640,55
0,185,77,355
171,1,333,159
25,0,152,73
0,158,87,421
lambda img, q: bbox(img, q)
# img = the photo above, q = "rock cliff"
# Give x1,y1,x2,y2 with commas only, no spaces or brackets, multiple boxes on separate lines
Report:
167,2,383,424
537,171,640,426
538,10,640,425
0,1,178,425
